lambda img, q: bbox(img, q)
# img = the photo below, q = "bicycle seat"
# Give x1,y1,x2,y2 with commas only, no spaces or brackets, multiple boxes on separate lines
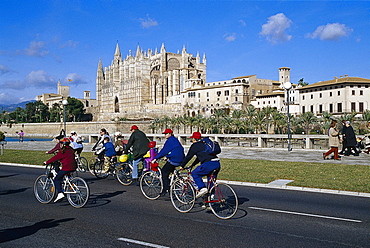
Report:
209,168,220,176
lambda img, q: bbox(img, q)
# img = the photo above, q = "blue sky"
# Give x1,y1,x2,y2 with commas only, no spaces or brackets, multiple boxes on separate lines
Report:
0,0,369,105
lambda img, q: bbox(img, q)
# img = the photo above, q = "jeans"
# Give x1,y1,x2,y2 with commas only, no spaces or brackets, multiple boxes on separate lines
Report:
132,156,144,179
192,160,220,190
53,170,72,193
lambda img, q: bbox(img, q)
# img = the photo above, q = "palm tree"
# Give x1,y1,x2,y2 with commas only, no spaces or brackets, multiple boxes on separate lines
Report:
271,111,285,134
299,112,317,134
253,110,265,134
261,106,275,134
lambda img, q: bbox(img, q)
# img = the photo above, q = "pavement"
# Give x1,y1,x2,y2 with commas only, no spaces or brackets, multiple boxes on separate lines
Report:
1,141,370,197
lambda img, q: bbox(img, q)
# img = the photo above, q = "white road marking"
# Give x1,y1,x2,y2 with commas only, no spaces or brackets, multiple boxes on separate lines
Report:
248,206,362,223
118,237,170,248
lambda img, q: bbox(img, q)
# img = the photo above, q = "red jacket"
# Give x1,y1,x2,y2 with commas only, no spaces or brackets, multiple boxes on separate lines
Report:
46,146,77,171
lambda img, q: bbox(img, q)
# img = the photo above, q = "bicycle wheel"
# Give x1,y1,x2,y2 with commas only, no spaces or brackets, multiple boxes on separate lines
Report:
93,160,109,179
34,175,56,204
208,183,238,219
77,157,88,172
66,177,90,208
116,163,133,185
88,159,96,175
170,178,195,213
140,171,162,200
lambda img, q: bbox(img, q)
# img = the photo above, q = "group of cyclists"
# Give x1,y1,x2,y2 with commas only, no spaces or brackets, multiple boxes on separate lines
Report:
43,125,222,203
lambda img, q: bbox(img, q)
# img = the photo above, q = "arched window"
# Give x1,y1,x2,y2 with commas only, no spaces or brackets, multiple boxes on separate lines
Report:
114,97,119,113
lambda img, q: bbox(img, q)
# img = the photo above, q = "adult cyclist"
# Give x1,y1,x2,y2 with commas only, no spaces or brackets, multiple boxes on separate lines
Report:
179,132,221,198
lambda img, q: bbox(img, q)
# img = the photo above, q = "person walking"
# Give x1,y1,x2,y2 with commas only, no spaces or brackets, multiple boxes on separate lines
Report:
151,129,185,196
323,120,341,160
18,130,24,142
343,121,359,156
339,120,347,155
124,125,150,183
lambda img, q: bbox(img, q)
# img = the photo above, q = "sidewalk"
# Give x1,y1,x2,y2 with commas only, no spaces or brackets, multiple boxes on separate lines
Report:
2,141,370,166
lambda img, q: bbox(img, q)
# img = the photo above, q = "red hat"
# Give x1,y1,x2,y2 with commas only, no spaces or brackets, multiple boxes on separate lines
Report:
190,132,201,140
162,128,173,134
130,125,138,131
148,141,156,148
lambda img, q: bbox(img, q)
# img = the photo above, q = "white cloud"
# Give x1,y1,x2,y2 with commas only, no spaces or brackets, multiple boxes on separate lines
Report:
22,41,50,57
0,80,24,90
306,23,352,41
64,73,88,85
0,65,10,75
260,13,292,43
59,40,79,49
24,70,55,88
139,15,158,28
0,92,20,104
239,20,247,26
224,33,237,42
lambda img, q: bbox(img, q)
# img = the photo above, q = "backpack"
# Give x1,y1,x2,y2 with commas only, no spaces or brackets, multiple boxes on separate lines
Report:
201,137,221,155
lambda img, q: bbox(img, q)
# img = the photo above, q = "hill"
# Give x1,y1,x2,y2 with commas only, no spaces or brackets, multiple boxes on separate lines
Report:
0,100,35,112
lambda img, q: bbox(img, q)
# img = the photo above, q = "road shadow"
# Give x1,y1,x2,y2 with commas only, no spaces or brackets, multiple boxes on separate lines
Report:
0,187,28,196
0,218,74,243
0,174,19,179
83,190,125,208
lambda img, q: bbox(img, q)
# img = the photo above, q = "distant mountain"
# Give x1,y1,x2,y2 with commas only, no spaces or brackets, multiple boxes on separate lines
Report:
0,100,35,112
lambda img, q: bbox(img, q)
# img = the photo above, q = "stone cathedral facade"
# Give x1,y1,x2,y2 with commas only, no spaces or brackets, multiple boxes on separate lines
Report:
96,43,206,120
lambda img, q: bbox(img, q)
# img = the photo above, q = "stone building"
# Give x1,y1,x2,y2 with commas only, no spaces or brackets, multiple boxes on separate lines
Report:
96,43,206,120
298,75,370,116
95,43,284,120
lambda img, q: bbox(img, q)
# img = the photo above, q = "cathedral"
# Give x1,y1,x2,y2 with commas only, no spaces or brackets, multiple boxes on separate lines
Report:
96,43,207,120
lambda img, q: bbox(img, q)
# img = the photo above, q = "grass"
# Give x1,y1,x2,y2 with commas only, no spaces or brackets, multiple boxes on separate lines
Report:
1,149,369,193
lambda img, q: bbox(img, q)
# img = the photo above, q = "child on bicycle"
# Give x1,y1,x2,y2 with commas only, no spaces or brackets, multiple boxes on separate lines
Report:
152,129,185,196
143,141,158,172
179,132,221,198
44,138,77,202
96,137,116,162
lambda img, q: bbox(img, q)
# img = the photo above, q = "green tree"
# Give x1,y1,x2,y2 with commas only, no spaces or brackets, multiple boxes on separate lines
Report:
65,97,85,122
298,78,309,86
299,112,317,134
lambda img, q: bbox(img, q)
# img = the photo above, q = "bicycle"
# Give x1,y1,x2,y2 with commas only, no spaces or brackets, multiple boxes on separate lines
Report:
75,154,88,172
91,152,135,186
34,166,90,208
170,167,238,219
139,161,163,200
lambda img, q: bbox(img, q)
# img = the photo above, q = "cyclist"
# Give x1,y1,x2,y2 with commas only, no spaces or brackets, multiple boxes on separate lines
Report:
143,141,158,172
96,136,116,161
44,138,77,202
123,125,149,183
69,131,84,156
92,128,112,151
152,128,184,196
46,134,64,154
179,132,220,198
114,131,127,156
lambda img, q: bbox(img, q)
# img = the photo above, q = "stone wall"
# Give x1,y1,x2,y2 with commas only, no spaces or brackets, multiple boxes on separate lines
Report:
0,121,152,138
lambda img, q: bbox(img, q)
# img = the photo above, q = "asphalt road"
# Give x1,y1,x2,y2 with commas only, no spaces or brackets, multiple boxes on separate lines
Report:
1,165,369,247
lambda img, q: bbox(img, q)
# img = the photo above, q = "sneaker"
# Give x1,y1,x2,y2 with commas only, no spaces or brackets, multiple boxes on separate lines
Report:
54,193,65,202
196,188,208,198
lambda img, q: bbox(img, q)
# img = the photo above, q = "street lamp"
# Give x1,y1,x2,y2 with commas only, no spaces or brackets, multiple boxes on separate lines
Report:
62,99,68,135
283,82,292,151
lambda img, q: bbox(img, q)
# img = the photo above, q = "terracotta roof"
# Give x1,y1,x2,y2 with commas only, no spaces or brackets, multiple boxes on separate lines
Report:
255,91,285,98
297,76,370,90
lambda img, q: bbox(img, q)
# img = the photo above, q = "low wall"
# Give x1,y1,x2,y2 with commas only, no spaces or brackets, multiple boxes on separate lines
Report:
0,121,151,139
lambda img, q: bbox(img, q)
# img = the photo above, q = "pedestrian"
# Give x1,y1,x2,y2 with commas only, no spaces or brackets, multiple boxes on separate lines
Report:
339,120,347,155
343,121,359,156
323,120,341,160
363,122,370,154
151,129,185,196
18,130,24,142
123,125,150,183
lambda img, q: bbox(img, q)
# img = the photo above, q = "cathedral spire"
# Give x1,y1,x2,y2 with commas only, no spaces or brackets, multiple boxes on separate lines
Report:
182,45,186,54
203,53,207,65
160,43,166,54
136,44,142,58
114,43,121,57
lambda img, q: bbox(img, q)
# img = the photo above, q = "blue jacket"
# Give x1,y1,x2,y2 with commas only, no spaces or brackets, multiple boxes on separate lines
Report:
103,142,116,157
155,135,184,166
